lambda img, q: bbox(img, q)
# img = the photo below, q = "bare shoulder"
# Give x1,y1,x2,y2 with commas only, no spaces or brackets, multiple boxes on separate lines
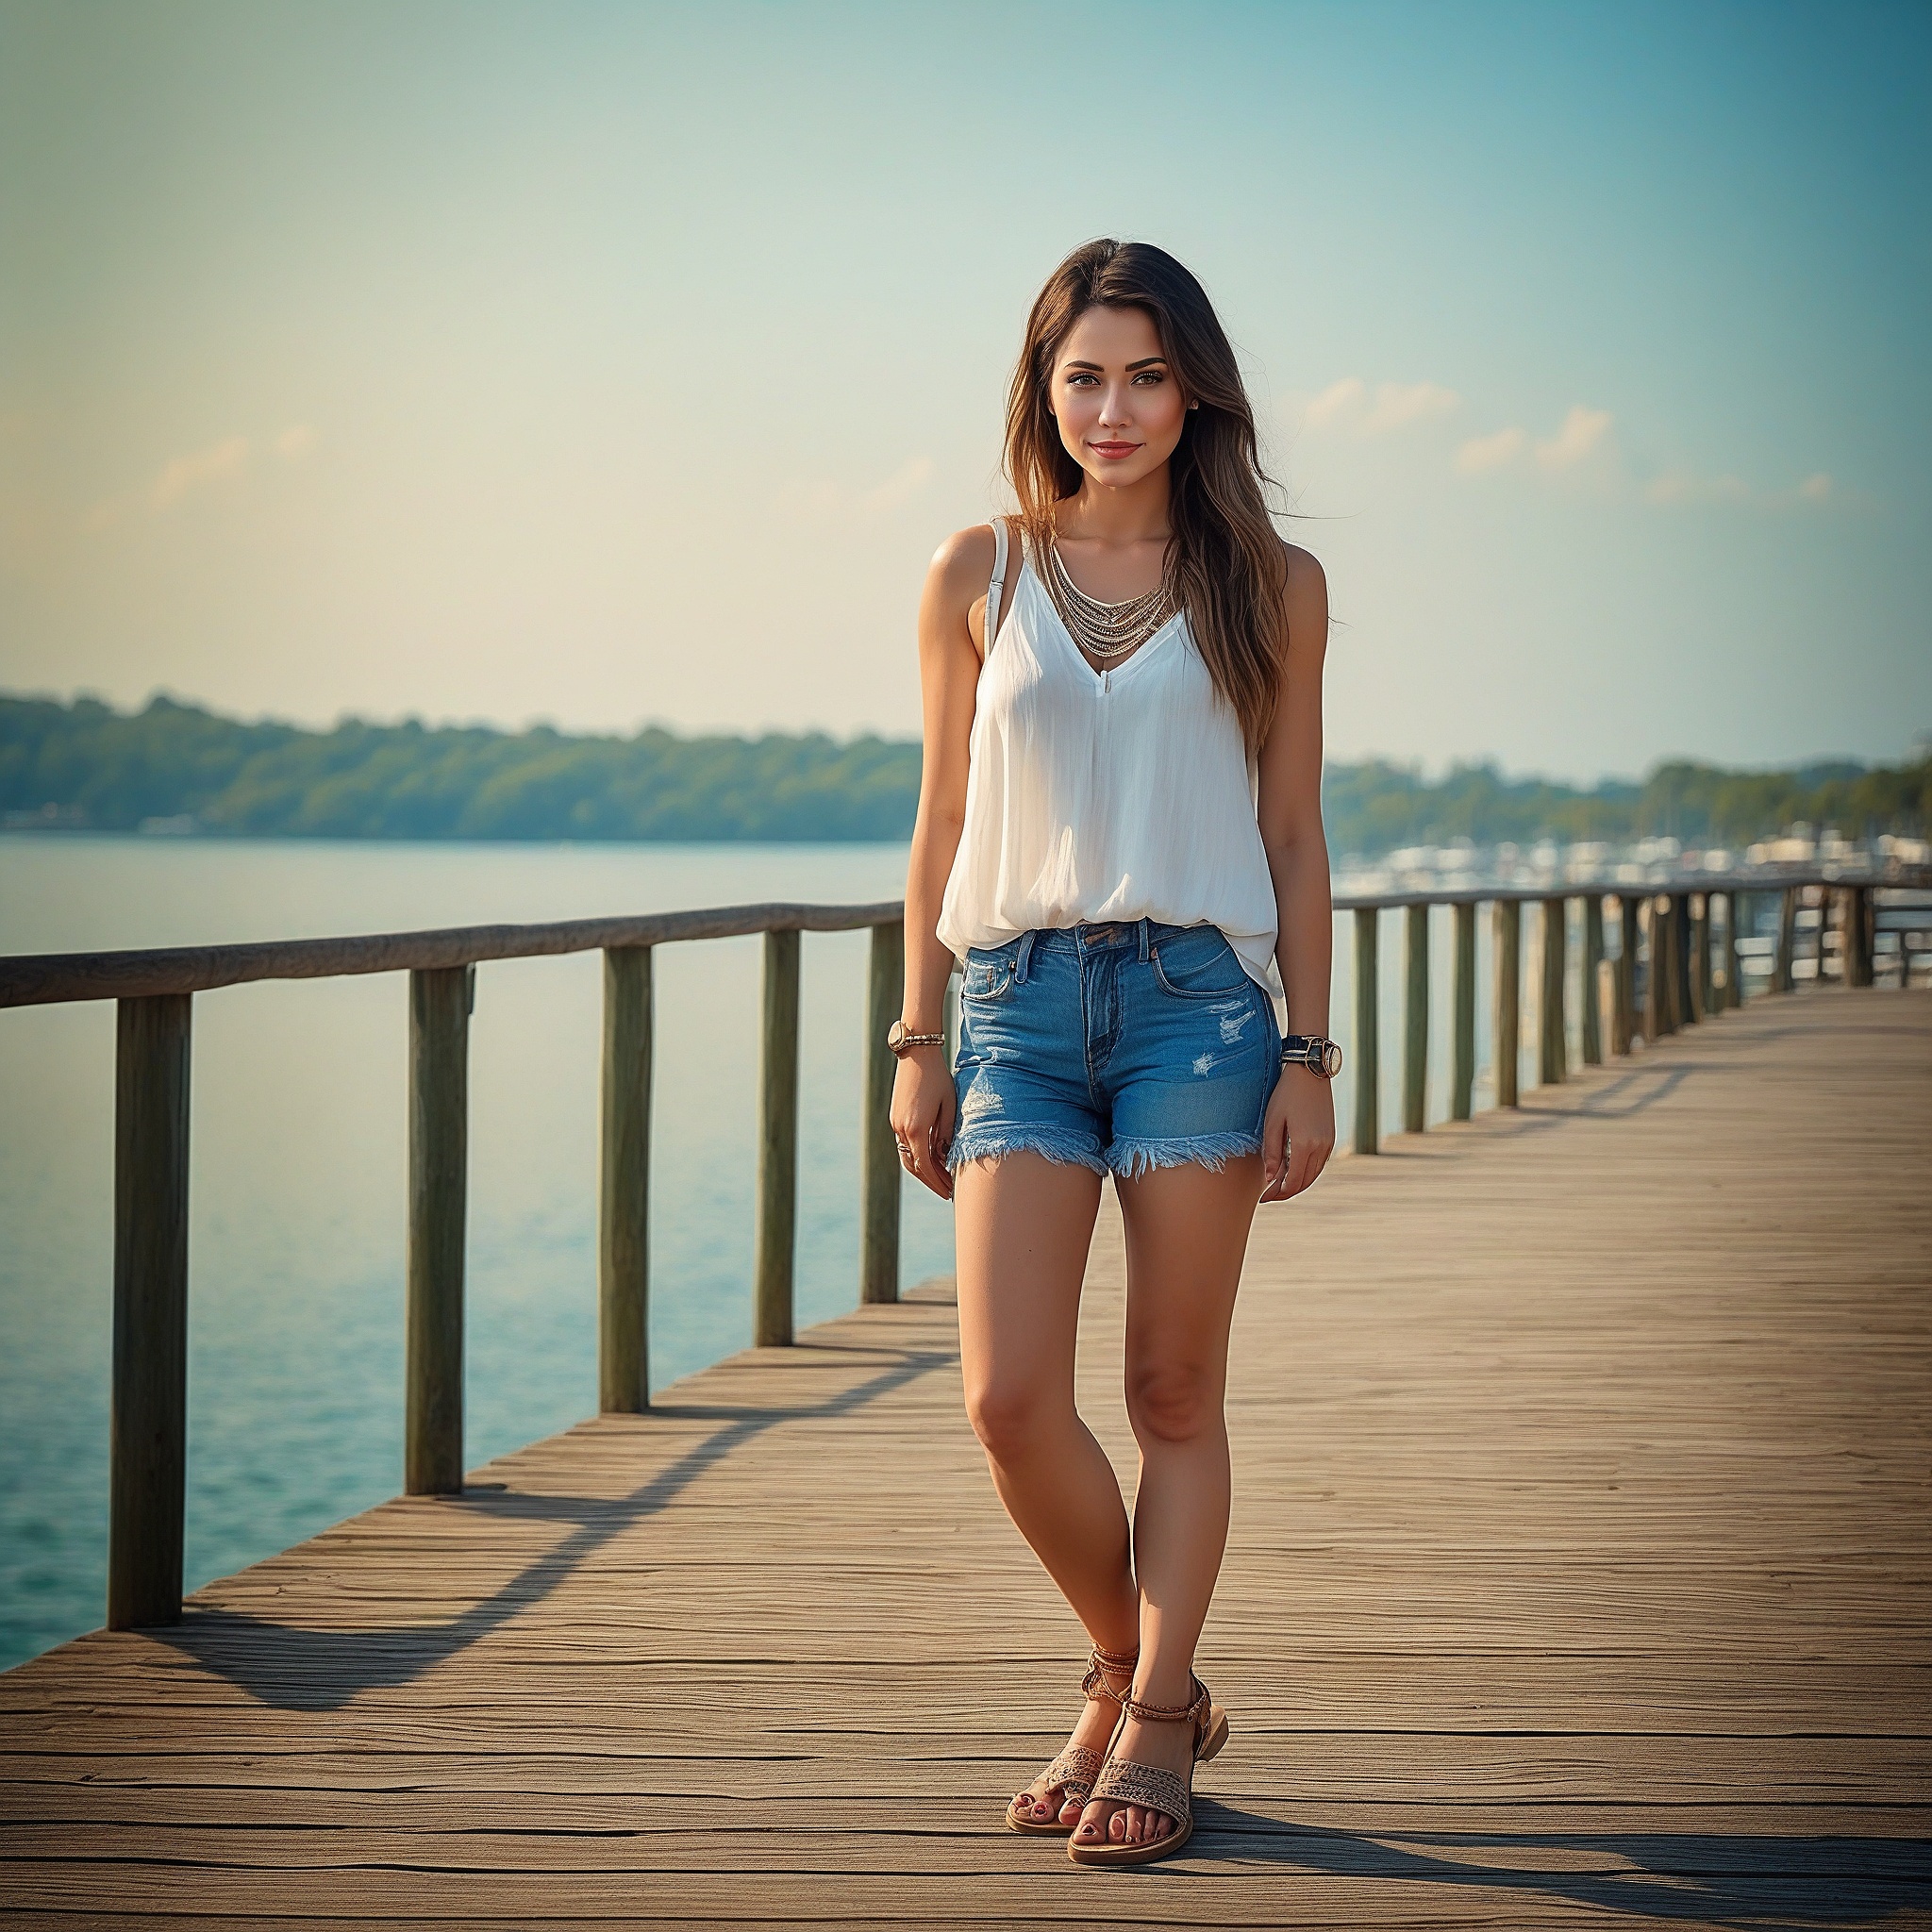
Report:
1280,539,1326,598
927,523,1000,601
1280,539,1328,658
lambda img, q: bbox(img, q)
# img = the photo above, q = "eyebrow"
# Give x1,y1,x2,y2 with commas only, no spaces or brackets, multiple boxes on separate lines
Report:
1063,357,1169,372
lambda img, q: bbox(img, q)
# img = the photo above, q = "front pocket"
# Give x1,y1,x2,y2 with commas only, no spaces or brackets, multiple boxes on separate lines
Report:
1150,931,1251,1000
960,950,1016,1002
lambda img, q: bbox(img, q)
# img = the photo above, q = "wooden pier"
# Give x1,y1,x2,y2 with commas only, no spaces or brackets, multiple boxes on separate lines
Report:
3,984,1926,1927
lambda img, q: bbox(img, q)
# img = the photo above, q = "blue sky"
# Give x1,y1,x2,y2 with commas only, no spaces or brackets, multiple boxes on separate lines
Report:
2,0,1926,778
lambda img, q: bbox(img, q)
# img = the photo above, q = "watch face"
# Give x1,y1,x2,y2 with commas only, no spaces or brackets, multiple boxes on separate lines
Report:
1320,1040,1344,1078
886,1021,906,1052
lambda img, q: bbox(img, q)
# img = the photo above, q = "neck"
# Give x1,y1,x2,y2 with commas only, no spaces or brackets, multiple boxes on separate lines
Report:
1057,463,1172,544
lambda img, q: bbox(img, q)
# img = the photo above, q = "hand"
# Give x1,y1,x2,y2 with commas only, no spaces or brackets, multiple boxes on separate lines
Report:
889,1043,956,1200
1259,1063,1335,1204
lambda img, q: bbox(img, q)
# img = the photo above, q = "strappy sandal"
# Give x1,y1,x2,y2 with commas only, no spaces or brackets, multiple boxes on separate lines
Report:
1006,1641,1139,1835
1066,1674,1228,1866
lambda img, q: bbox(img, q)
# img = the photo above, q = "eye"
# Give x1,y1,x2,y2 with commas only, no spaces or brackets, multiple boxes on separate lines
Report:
1132,369,1167,386
1064,371,1100,387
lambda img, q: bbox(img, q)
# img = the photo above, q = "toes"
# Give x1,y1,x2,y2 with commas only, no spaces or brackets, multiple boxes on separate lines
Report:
1108,1806,1128,1844
1058,1794,1083,1825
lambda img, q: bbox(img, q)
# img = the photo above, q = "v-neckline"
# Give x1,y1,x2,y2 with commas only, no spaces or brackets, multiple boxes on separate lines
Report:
1022,560,1182,686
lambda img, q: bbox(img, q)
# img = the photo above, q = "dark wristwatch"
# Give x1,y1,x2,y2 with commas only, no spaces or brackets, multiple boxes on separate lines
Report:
1281,1034,1343,1078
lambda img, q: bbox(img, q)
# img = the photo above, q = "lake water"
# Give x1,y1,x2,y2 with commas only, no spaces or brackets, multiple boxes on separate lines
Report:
0,837,1538,1671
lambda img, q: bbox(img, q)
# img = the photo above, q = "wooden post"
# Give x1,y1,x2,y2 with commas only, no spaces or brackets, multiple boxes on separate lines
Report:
1774,888,1798,993
754,928,801,1346
598,946,653,1413
407,965,470,1496
1613,894,1639,1053
1580,895,1605,1065
1671,892,1695,1027
1450,900,1475,1121
1538,897,1567,1086
1722,891,1743,1008
1843,886,1874,989
1492,899,1521,1108
1690,894,1710,1019
108,993,192,1629
1403,903,1428,1135
859,922,903,1307
1352,906,1379,1154
1643,897,1669,1041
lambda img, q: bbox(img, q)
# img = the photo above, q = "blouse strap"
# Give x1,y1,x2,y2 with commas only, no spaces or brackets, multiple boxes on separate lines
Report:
984,516,1009,657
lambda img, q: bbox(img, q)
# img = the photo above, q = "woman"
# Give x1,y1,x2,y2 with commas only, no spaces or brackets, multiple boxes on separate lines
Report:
889,239,1338,1868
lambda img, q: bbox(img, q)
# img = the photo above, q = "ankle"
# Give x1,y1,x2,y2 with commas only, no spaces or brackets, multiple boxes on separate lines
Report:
1130,1665,1198,1711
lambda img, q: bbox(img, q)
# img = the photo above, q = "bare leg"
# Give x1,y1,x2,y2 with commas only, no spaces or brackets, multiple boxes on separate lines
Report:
1071,1153,1259,1850
955,1152,1139,1824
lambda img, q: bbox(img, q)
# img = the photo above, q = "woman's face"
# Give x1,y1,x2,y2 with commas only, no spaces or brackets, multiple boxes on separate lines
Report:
1049,304,1188,492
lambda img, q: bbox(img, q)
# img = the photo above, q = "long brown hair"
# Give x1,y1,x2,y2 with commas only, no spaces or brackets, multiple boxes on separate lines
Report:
1006,239,1289,745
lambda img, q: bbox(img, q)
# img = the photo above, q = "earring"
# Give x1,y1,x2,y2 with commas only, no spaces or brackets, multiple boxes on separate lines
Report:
1188,401,1199,411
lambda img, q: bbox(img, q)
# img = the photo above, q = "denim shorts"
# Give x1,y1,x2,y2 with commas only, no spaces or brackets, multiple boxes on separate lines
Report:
948,920,1282,1178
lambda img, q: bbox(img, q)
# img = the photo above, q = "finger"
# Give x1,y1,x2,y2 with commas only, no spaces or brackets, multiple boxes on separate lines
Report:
1284,1138,1330,1199
909,1132,950,1201
1260,1139,1295,1202
1260,1144,1288,1199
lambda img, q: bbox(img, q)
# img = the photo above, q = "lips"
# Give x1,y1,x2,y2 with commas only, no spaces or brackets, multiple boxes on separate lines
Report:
1090,441,1141,459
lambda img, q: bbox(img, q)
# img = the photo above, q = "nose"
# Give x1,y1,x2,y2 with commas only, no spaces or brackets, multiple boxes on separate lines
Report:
1099,381,1133,427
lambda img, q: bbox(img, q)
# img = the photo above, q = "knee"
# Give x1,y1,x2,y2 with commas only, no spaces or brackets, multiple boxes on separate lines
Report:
1125,1359,1221,1446
963,1375,1054,1465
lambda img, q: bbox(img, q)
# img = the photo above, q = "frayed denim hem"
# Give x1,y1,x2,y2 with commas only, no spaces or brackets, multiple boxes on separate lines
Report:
1106,1130,1263,1179
947,1126,1110,1175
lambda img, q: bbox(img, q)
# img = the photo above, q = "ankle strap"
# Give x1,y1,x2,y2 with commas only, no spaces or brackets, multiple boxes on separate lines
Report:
1119,1674,1208,1727
1080,1641,1139,1706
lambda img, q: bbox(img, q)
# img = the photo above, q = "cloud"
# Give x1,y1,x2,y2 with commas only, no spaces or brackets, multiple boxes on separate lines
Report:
1455,425,1526,475
1536,405,1613,470
858,455,934,514
1304,376,1366,427
1363,380,1460,433
1302,376,1458,436
779,454,935,523
152,435,248,508
1644,468,1835,509
275,424,316,459
1644,469,1750,506
1453,404,1613,479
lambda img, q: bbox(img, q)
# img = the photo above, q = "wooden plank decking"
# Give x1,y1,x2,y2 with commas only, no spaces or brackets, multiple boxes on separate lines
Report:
3,988,1928,1928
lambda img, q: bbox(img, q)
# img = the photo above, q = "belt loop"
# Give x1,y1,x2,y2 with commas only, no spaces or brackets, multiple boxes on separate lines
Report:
1137,918,1152,963
1015,930,1037,983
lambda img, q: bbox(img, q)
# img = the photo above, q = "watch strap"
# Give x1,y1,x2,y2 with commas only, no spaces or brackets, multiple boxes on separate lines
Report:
1281,1034,1343,1078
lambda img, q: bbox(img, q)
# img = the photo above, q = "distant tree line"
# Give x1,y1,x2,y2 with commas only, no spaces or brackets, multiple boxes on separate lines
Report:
3,693,1926,855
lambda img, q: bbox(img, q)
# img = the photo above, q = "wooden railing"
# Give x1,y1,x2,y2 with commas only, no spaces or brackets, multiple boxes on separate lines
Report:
0,904,901,1628
1333,874,1928,1157
0,869,1923,1632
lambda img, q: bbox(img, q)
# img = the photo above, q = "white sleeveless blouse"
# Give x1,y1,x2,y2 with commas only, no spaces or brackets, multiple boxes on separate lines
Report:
936,523,1284,1005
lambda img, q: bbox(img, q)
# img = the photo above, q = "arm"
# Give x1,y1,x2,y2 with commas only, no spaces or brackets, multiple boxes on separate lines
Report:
891,525,992,1200
1256,543,1336,1204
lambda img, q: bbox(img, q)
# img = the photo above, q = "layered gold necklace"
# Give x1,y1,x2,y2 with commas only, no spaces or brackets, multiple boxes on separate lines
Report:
1043,538,1177,662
